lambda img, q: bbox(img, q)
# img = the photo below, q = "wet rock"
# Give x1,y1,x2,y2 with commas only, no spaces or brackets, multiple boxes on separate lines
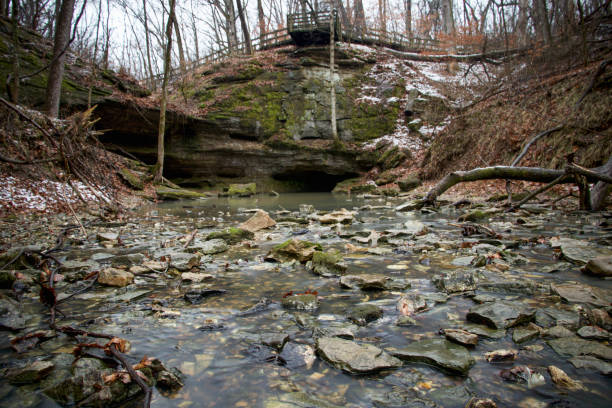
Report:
318,209,355,224
110,253,145,268
279,343,316,369
391,338,475,375
98,268,134,287
239,209,276,233
402,220,428,235
499,365,545,388
397,175,421,192
169,253,201,271
181,272,214,283
308,251,347,277
339,274,389,290
471,294,496,304
550,282,611,307
266,239,322,263
109,289,152,302
577,325,610,341
542,325,575,339
550,237,612,264
458,209,499,223
0,271,16,289
535,307,580,329
195,238,228,255
264,391,342,408
206,227,254,244
512,324,540,344
547,336,612,360
237,297,273,316
548,365,584,391
227,183,256,197
395,200,423,212
569,355,612,375
4,360,54,384
299,204,314,215
444,329,478,346
432,269,477,293
155,368,184,392
582,256,612,277
484,349,518,362
465,398,497,408
396,316,418,327
589,308,612,331
184,289,227,304
260,332,290,351
281,294,318,311
313,321,358,339
347,304,383,326
429,384,472,407
97,232,119,242
0,246,41,269
466,301,535,329
397,294,428,316
316,336,401,374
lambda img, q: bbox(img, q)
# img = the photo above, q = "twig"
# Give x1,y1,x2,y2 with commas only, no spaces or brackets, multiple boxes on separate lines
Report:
183,229,197,249
510,174,568,210
511,125,564,166
59,182,88,238
56,273,98,305
0,97,58,148
0,249,25,269
107,345,152,408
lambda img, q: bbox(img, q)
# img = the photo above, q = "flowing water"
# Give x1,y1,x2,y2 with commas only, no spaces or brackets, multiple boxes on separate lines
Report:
1,193,611,408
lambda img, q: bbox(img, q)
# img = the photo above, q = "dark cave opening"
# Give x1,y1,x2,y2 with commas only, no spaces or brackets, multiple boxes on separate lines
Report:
273,171,357,192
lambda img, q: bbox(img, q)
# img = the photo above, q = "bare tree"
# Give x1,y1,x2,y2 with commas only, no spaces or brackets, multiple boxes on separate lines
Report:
257,0,265,36
353,0,366,34
154,0,176,184
235,0,252,53
45,0,76,117
405,0,412,34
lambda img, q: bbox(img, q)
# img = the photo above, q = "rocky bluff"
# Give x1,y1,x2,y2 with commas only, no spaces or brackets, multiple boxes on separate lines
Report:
96,45,409,191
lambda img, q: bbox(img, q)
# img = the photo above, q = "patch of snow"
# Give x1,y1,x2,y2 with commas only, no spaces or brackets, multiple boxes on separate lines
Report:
0,175,107,213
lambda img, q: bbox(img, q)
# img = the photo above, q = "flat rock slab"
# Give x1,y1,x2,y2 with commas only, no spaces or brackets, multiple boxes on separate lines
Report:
582,256,612,277
339,274,389,290
569,356,612,375
550,237,612,265
239,210,276,233
547,336,612,361
391,338,475,375
551,283,612,307
264,392,342,408
195,239,228,255
315,336,401,374
466,300,535,329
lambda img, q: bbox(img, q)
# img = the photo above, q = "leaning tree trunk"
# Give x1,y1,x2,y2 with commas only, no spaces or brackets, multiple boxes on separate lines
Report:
154,0,176,184
45,0,76,117
591,155,612,210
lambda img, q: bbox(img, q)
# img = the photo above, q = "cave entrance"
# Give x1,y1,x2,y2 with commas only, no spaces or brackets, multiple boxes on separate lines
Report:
273,171,357,192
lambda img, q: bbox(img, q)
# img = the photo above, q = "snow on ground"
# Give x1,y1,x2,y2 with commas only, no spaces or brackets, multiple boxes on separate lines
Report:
345,43,494,155
0,175,106,213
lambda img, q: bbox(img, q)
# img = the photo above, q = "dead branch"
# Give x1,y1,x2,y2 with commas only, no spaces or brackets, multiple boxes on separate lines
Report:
510,125,565,166
107,345,153,408
575,59,610,109
183,229,198,249
509,174,568,210
386,46,529,63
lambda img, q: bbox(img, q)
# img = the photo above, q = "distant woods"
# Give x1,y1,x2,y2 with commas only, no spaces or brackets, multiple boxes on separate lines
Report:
1,0,611,115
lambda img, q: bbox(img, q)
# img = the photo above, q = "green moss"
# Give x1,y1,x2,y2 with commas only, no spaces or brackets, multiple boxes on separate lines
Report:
311,250,347,276
397,175,422,192
119,168,144,190
331,177,361,193
206,227,254,244
227,182,256,196
155,186,209,200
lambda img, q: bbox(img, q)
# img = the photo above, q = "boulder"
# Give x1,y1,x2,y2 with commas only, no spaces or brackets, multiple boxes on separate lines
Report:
239,210,276,233
397,294,429,316
317,209,355,224
206,227,254,244
227,183,256,197
550,282,612,307
347,304,383,326
339,274,389,290
315,337,401,374
547,336,612,360
308,251,347,277
97,268,134,287
467,301,535,329
582,256,612,277
266,239,321,263
397,175,421,192
281,294,318,311
444,329,478,346
391,338,475,375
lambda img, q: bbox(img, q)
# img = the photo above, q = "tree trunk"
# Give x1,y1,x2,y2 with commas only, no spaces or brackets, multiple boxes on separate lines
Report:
9,0,19,103
235,0,252,54
224,0,238,52
590,155,612,210
45,0,76,118
143,0,156,90
330,10,339,144
535,0,552,44
257,0,265,37
172,16,186,74
154,0,176,184
442,0,456,35
0,0,7,17
404,0,412,35
353,0,366,34
516,0,529,46
378,0,387,33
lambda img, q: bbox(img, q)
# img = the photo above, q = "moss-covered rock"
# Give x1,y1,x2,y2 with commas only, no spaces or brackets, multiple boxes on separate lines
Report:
206,227,254,244
155,186,208,200
309,251,347,277
331,178,361,193
375,170,399,185
227,183,256,197
119,168,144,190
266,239,322,263
281,294,319,311
397,174,422,192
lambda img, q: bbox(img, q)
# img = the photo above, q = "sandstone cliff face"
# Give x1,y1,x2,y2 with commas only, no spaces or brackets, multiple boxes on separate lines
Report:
98,45,406,191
